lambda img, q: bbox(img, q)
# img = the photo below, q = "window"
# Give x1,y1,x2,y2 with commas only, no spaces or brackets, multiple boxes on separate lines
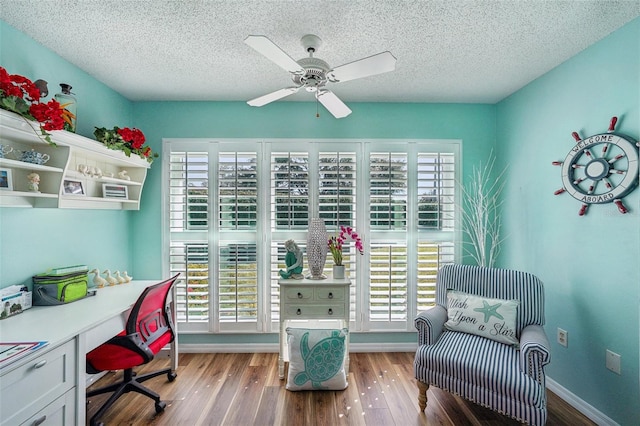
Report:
164,139,460,334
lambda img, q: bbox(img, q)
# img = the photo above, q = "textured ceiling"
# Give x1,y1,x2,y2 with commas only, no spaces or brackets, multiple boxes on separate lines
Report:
1,1,639,104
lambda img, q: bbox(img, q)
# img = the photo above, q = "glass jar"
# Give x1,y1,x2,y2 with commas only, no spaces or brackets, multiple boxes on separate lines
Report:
55,83,77,132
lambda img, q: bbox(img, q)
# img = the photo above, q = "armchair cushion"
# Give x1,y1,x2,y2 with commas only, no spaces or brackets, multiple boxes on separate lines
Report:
444,290,520,347
415,330,545,407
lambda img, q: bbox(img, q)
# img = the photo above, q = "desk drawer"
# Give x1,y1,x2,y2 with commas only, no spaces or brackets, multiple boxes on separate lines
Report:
283,287,313,301
21,388,76,426
1,339,76,426
286,304,345,318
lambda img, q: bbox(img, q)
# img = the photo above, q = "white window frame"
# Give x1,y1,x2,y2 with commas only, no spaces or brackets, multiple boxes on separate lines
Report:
162,138,461,334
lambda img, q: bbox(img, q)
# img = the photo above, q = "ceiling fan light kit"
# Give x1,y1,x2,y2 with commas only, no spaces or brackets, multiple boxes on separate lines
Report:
244,34,397,119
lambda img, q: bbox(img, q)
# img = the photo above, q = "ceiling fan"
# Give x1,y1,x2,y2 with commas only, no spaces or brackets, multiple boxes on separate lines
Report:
244,34,397,118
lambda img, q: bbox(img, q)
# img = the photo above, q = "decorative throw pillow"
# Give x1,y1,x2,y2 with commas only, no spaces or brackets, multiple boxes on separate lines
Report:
286,327,348,391
444,290,520,347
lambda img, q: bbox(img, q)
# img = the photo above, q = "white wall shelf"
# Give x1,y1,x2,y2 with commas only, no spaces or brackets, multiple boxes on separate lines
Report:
0,109,150,209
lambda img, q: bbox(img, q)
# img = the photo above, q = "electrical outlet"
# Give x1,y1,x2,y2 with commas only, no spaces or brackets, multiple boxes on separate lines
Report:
606,350,621,375
557,328,568,347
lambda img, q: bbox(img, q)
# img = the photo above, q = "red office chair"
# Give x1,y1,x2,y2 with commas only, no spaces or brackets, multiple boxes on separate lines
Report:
86,274,179,426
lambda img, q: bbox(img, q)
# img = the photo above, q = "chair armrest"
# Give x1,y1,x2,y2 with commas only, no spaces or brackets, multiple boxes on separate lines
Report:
414,305,447,346
519,324,551,383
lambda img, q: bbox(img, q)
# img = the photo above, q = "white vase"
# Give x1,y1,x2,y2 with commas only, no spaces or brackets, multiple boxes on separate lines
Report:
306,218,328,279
332,265,345,279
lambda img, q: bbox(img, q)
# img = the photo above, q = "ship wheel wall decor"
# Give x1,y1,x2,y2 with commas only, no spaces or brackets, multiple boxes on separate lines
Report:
553,116,640,216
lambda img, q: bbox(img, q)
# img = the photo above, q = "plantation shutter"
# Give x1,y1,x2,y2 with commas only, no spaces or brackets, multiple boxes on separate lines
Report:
219,152,257,230
269,150,310,323
218,242,258,323
271,152,309,229
369,243,408,322
170,242,209,324
367,152,409,328
370,153,408,230
318,150,358,322
416,241,454,313
169,151,208,231
168,151,211,331
415,152,457,312
217,150,259,330
318,151,357,227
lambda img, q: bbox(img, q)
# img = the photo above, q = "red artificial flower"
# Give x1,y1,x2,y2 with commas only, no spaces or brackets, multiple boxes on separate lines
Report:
117,127,146,149
0,67,41,101
142,146,152,157
1,66,66,145
29,99,65,131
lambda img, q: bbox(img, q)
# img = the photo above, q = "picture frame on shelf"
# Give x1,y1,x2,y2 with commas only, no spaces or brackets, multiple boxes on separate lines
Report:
102,183,128,200
63,179,85,196
0,168,13,191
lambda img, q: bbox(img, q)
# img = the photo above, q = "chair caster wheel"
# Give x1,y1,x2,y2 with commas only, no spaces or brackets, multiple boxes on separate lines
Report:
167,372,177,382
155,401,166,413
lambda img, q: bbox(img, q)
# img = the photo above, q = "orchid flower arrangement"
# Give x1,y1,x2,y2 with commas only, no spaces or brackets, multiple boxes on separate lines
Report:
0,66,72,145
328,225,364,266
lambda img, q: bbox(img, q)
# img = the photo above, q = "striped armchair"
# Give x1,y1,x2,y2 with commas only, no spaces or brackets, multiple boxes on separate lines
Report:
414,264,551,425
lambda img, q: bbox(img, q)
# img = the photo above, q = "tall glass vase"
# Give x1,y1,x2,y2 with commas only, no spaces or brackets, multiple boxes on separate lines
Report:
54,83,77,133
306,218,328,280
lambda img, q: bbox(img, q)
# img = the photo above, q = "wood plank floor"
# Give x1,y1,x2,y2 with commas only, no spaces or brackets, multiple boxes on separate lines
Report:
86,352,595,425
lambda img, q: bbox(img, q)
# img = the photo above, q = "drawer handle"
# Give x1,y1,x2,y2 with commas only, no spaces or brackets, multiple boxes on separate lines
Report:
33,415,47,426
33,360,48,369
297,292,303,299
328,308,333,315
296,308,302,315
328,292,333,299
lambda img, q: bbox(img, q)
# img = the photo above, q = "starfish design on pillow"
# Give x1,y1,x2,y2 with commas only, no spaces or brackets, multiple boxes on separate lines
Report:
474,301,504,323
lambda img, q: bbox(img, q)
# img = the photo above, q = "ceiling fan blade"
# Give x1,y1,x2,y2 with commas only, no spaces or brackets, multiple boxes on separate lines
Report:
316,90,352,119
247,87,300,107
327,51,397,83
244,35,305,75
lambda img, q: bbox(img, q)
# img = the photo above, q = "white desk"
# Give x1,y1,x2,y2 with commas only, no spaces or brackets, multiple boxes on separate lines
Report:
278,276,351,379
0,280,177,425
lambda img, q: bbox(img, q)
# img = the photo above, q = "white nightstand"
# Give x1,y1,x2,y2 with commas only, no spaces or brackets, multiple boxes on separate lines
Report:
277,276,351,379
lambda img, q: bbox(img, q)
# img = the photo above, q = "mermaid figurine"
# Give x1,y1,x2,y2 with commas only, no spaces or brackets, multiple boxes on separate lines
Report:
279,239,304,279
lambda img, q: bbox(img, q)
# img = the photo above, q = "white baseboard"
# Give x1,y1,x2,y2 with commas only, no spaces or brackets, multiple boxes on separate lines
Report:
546,377,618,426
177,342,418,353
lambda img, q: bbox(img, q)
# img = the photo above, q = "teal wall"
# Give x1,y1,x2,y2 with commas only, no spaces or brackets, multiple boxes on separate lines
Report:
496,18,640,424
0,21,135,286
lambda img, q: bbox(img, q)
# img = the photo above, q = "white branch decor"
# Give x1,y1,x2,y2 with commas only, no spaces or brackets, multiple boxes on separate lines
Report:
460,152,507,268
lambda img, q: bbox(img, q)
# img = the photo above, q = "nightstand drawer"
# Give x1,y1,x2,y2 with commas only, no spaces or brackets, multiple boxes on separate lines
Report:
283,287,313,301
286,304,345,318
316,286,345,301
